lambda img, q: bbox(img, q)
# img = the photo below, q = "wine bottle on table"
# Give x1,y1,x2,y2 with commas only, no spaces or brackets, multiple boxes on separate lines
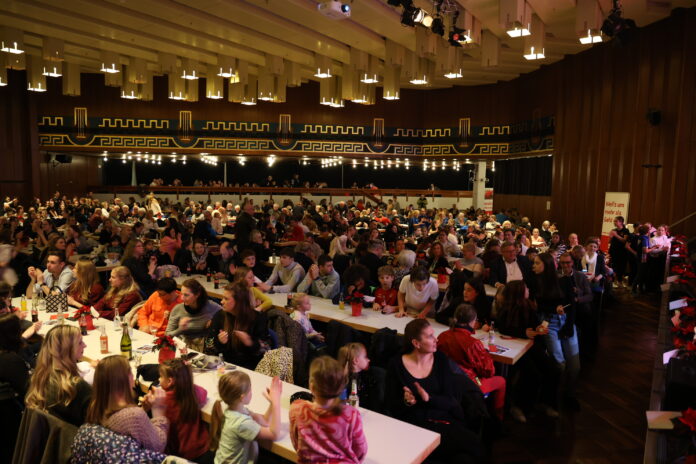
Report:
120,321,132,360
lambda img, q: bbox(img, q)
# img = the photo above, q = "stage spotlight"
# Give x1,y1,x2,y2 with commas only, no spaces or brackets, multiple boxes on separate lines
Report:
431,17,445,36
601,0,637,45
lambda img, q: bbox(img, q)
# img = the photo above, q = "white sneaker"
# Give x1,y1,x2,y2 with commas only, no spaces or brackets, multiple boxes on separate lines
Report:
510,407,527,423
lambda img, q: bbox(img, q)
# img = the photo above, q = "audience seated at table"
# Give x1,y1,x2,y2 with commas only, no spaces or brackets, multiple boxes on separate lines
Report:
86,354,169,453
232,266,273,312
258,247,305,294
66,259,105,309
83,266,141,320
26,250,75,299
25,325,92,427
0,190,676,464
204,282,270,370
137,277,183,336
121,239,158,295
386,319,486,464
297,254,341,299
396,265,439,319
437,304,507,421
167,278,221,351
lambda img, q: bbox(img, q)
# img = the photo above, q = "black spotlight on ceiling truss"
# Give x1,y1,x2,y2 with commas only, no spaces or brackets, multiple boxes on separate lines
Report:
601,0,637,45
431,17,445,36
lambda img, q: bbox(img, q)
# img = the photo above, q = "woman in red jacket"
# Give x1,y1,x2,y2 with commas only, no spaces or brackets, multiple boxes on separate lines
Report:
83,266,141,320
437,304,506,420
67,259,105,309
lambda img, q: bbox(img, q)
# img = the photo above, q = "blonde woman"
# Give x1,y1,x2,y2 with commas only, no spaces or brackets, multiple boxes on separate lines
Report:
80,266,141,320
67,259,105,308
25,325,91,426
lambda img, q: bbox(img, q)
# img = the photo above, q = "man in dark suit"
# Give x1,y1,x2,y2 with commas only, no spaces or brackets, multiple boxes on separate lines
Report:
359,239,385,287
488,241,533,288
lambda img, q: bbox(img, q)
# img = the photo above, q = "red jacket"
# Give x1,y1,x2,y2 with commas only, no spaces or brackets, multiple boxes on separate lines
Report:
86,290,141,320
164,385,209,460
437,327,495,382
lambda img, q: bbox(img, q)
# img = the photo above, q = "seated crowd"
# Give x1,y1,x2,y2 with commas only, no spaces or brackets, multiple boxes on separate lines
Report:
0,192,672,464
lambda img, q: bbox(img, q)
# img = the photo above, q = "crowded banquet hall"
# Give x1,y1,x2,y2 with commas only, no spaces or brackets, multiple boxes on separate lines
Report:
1,0,696,463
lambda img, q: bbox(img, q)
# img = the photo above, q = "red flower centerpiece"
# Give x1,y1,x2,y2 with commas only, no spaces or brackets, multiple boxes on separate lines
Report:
153,335,177,363
348,292,364,317
72,306,95,331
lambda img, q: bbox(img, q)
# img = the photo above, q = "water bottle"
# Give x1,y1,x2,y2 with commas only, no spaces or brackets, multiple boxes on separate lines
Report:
488,321,496,348
348,378,359,408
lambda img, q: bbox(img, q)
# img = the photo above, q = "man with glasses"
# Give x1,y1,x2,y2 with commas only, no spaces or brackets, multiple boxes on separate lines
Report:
489,241,532,288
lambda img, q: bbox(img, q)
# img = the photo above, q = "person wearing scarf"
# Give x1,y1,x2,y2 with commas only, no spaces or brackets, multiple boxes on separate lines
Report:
175,240,213,275
166,278,221,351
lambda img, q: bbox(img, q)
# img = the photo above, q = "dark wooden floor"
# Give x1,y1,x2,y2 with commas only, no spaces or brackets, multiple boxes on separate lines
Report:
493,288,660,464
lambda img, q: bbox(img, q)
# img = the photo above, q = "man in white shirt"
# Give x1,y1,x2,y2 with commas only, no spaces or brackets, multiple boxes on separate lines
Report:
396,266,440,319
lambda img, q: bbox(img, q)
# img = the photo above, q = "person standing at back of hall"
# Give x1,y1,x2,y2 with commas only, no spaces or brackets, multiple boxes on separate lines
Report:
608,216,630,288
235,200,257,253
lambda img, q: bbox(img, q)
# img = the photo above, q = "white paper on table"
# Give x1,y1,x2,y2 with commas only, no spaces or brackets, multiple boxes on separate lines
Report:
667,275,678,283
363,295,375,303
663,349,680,365
78,361,95,385
669,299,688,310
646,411,681,430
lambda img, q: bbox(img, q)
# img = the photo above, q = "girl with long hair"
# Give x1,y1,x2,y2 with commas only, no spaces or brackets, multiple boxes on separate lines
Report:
87,355,169,452
67,259,105,308
204,283,269,370
232,266,272,312
158,359,210,461
290,356,368,464
25,325,91,426
209,372,282,463
82,266,141,320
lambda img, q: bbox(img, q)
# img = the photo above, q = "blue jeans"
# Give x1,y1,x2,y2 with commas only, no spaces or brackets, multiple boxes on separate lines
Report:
544,314,581,397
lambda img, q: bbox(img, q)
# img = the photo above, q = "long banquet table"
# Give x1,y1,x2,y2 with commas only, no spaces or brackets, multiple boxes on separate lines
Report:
15,297,440,464
174,275,533,365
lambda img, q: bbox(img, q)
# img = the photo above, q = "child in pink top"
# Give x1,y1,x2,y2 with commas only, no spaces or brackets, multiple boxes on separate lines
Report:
290,356,367,464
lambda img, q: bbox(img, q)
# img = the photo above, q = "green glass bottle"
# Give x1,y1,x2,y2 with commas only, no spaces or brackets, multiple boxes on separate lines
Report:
120,321,132,360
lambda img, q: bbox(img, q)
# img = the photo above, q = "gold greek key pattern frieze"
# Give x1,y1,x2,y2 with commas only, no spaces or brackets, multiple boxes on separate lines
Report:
97,118,169,129
296,141,365,152
93,136,172,148
38,116,64,126
202,121,271,132
476,143,509,154
479,126,510,135
198,139,272,150
300,125,364,135
394,128,451,138
391,145,423,155
39,134,69,145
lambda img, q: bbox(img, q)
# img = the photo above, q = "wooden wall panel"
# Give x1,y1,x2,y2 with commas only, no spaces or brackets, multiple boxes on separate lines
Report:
0,70,41,201
548,7,696,239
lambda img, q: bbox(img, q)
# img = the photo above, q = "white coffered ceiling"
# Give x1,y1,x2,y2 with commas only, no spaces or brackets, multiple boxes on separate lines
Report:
1,0,692,87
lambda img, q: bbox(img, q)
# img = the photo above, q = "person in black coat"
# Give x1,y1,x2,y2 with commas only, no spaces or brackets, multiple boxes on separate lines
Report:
121,239,157,296
386,319,486,464
358,239,386,288
488,241,533,288
234,200,257,253
204,282,269,370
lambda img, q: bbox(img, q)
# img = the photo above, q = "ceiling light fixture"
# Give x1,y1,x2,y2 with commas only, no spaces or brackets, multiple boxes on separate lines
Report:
500,0,532,37
0,27,24,54
100,51,120,74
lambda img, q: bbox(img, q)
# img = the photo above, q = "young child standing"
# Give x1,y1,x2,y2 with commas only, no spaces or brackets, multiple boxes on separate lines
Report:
290,293,325,346
210,372,282,464
289,356,368,464
372,265,398,314
158,359,211,462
